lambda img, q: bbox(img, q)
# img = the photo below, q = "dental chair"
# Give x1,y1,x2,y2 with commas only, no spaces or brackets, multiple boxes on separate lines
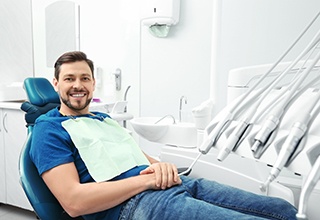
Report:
19,77,83,220
19,77,188,220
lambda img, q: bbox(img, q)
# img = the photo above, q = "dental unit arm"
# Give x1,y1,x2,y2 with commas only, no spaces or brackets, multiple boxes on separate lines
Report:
198,87,264,155
177,14,320,219
259,48,320,190
197,11,320,219
294,91,320,220
247,26,320,154
198,11,320,159
260,120,309,192
296,152,320,220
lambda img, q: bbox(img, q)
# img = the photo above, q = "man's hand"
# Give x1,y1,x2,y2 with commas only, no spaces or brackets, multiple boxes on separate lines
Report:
140,162,182,190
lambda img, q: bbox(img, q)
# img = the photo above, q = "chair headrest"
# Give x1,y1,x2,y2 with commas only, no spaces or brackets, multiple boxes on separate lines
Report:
24,77,60,106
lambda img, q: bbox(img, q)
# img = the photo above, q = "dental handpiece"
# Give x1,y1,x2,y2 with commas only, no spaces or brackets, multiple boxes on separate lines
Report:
217,105,257,161
217,120,249,161
251,114,279,153
199,112,232,154
296,156,320,220
256,42,320,153
252,89,300,156
260,121,307,192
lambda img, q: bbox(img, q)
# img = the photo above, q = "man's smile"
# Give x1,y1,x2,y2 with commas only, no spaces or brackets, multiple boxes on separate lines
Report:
70,93,86,98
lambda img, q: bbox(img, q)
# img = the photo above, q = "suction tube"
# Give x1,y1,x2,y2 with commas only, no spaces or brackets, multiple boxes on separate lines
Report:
260,88,320,192
296,155,320,219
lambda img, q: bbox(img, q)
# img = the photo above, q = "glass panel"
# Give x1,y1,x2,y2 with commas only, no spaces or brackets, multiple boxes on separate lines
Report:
45,1,80,67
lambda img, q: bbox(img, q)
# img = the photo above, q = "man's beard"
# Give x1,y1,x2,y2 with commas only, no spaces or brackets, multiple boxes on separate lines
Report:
61,97,92,112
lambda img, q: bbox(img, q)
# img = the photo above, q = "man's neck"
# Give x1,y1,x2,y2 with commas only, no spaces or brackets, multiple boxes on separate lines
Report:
59,106,91,116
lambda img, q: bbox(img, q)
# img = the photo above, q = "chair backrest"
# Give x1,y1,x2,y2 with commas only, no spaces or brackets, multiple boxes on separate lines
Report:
24,77,60,107
19,77,82,220
21,77,60,127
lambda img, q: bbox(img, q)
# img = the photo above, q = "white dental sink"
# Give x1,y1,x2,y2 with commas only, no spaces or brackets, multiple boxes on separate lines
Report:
130,117,171,142
130,117,197,148
89,101,133,123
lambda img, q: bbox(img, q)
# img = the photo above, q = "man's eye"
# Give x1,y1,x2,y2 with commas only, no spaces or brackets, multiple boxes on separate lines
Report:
65,78,73,81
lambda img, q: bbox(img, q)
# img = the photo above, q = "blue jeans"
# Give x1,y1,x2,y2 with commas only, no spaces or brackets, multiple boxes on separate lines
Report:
119,176,297,220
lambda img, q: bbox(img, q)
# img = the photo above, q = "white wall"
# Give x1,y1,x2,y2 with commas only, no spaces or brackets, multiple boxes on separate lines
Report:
140,1,212,119
32,0,142,118
31,0,213,156
212,0,320,113
0,0,33,84
139,1,213,156
30,0,320,157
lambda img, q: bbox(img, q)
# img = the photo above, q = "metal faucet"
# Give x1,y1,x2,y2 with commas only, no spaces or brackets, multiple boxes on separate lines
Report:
179,96,187,122
123,85,131,128
155,115,176,124
123,85,131,113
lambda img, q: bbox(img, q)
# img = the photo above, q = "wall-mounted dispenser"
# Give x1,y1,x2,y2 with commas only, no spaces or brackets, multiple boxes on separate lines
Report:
113,68,121,91
141,0,180,38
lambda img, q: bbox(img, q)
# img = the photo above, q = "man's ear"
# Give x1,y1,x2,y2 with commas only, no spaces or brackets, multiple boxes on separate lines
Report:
53,78,59,92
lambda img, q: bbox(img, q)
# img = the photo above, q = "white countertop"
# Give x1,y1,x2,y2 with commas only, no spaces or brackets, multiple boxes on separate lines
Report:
0,101,25,110
0,101,134,122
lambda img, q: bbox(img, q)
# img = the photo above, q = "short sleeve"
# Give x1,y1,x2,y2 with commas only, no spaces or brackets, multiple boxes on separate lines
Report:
30,119,74,175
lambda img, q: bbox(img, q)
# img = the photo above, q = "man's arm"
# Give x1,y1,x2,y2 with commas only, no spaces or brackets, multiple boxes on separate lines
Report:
42,159,181,217
142,152,180,189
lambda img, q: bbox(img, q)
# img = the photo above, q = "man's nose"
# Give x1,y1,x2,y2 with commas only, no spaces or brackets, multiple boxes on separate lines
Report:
72,79,83,89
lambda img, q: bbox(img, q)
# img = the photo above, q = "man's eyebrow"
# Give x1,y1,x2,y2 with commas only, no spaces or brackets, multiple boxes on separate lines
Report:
66,73,75,76
62,73,91,77
81,73,92,76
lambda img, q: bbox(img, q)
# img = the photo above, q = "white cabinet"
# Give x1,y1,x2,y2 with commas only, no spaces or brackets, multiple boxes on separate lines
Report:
0,110,6,204
0,104,32,210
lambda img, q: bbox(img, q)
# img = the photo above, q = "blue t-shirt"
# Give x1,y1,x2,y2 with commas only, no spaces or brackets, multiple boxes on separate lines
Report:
30,107,148,220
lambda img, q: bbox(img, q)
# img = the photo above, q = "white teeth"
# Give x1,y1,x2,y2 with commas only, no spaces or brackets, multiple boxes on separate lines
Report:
72,94,85,97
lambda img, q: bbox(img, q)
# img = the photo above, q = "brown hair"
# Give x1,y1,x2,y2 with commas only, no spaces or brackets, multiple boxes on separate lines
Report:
54,51,94,80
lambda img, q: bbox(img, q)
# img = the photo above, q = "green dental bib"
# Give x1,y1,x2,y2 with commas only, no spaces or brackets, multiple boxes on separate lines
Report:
62,116,150,182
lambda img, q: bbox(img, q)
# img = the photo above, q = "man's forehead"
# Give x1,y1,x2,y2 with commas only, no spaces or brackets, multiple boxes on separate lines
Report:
61,72,92,77
61,61,89,68
60,62,92,75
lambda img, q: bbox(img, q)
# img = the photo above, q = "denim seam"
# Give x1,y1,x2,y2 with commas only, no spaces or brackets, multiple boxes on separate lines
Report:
244,207,286,220
119,194,142,220
182,181,288,220
212,203,288,220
